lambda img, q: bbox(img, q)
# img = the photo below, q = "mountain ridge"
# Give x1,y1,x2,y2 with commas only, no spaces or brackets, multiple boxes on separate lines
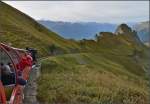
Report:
38,20,117,40
38,20,149,43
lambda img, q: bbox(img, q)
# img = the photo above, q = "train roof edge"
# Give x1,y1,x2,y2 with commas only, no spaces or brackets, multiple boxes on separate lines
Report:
0,43,27,52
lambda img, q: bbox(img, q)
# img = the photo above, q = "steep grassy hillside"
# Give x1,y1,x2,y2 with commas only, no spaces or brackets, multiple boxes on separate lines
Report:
1,2,149,104
0,2,79,56
37,24,150,104
38,53,149,104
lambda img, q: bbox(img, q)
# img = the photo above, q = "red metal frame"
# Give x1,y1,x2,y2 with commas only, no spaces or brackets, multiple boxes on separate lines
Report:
1,44,18,83
0,43,32,104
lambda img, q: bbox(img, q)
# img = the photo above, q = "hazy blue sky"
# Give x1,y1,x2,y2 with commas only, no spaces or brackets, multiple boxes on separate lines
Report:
5,1,149,23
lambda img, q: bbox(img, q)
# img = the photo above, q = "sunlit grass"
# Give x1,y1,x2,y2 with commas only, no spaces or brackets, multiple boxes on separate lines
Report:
37,53,149,104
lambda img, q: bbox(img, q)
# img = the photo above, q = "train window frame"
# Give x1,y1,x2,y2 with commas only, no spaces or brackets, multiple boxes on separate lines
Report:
0,47,16,86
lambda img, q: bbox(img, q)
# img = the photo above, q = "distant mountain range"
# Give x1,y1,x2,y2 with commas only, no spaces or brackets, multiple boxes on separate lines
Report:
133,21,149,43
38,20,117,39
38,20,149,43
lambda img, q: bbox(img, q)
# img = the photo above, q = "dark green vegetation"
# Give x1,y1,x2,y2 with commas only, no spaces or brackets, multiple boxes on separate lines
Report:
0,2,80,57
1,2,150,104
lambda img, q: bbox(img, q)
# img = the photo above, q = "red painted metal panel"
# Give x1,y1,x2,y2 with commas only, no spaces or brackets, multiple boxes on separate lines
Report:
0,81,6,104
9,85,23,104
0,43,32,104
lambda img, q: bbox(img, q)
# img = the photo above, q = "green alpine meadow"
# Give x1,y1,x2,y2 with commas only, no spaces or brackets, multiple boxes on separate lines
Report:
0,1,149,104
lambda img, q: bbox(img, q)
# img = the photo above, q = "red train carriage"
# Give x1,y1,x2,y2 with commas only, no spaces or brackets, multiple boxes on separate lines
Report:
0,43,32,104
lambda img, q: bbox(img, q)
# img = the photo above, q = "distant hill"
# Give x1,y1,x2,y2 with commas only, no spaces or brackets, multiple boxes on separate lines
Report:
38,20,149,43
133,21,149,43
38,20,117,40
0,2,79,56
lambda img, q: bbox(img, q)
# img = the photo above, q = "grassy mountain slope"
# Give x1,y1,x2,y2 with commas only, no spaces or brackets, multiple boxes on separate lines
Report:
37,25,150,104
0,2,79,56
38,52,149,104
0,2,149,104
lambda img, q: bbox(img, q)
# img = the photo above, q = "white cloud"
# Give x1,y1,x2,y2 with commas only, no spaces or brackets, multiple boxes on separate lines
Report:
4,1,149,23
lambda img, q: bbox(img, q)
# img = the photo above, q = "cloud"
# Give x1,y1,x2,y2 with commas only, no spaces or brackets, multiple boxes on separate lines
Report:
4,1,149,23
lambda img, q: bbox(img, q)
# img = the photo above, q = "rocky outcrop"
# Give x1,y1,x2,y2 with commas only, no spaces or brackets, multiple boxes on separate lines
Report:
115,24,132,35
115,24,142,44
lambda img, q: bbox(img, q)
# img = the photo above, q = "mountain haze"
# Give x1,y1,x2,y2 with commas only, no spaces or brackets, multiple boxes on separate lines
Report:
133,21,149,43
38,20,117,40
39,20,149,43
